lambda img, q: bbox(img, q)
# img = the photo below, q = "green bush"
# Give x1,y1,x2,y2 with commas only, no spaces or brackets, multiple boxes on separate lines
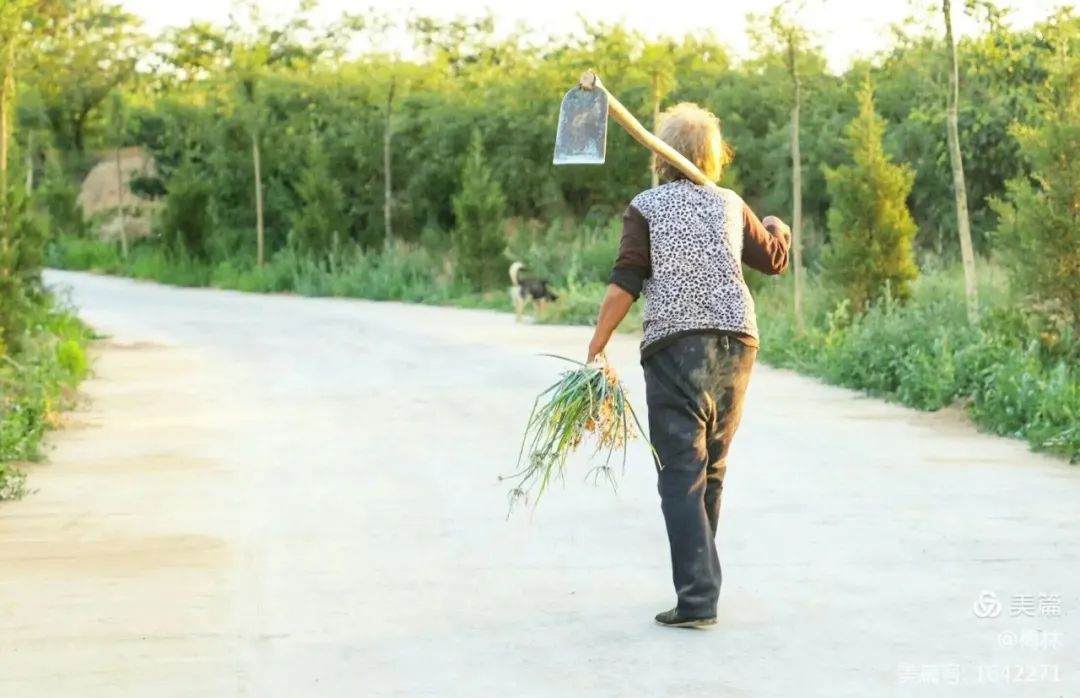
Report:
1,300,92,499
505,216,622,288
127,246,211,286
822,80,919,311
158,162,213,261
289,139,347,263
451,131,508,290
0,463,28,500
0,187,47,353
212,255,295,293
47,235,124,271
992,52,1080,335
757,270,1079,462
36,159,87,238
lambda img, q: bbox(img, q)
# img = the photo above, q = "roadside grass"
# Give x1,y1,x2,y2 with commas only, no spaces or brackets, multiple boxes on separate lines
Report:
1,298,93,500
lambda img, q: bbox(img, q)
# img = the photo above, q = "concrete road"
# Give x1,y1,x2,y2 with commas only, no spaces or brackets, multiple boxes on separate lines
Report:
1,270,1077,697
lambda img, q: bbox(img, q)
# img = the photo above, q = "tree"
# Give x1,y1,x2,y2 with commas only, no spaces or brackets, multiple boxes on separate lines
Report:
641,41,677,188
408,14,499,80
361,13,401,247
158,160,211,260
0,0,48,354
105,91,128,258
943,0,980,322
823,80,919,310
217,1,363,266
27,0,144,159
233,45,267,267
992,36,1080,335
761,3,811,332
383,73,396,247
785,26,805,331
289,137,347,263
154,21,231,87
0,32,12,196
0,187,46,352
0,0,37,194
15,87,49,195
451,131,507,289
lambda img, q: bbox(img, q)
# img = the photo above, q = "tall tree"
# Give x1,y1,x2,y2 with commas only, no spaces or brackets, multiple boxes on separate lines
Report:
290,134,347,263
992,30,1080,335
452,131,507,289
769,4,810,332
220,1,362,266
15,88,49,196
0,35,12,196
642,42,676,188
823,79,919,310
360,13,405,248
224,2,277,268
0,0,35,195
155,21,230,87
28,1,144,159
943,0,979,321
105,91,128,258
232,44,267,266
384,72,395,247
0,0,48,354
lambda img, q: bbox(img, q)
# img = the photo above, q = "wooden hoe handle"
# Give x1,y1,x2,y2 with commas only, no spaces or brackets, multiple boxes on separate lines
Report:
579,70,718,190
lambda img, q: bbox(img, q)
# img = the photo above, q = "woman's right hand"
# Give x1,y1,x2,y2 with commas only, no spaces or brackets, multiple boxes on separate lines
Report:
762,216,791,242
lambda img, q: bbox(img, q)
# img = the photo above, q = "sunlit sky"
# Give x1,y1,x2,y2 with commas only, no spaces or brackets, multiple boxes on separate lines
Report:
117,0,1072,71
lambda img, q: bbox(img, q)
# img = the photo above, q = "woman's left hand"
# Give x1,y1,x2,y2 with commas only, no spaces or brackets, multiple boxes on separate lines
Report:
587,338,605,364
587,284,634,364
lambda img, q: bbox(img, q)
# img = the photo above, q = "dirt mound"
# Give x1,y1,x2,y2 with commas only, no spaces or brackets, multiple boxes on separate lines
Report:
78,146,155,214
78,147,160,240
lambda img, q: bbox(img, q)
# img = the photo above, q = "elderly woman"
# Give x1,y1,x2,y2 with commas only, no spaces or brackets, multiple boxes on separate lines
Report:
586,103,791,628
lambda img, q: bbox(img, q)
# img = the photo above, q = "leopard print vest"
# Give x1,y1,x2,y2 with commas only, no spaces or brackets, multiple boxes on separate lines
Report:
632,180,758,350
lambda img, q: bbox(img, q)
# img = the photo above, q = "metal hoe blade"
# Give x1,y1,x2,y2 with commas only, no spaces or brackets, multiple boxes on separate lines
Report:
553,85,608,165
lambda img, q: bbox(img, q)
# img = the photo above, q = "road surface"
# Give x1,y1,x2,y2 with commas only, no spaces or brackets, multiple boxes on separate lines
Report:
1,270,1077,697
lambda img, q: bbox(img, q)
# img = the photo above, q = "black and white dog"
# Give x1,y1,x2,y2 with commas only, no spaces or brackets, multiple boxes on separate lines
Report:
509,262,558,322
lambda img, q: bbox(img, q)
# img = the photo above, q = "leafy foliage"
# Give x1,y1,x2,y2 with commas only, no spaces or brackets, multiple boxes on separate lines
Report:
451,131,507,289
1,298,91,499
993,39,1080,336
27,0,146,158
823,80,919,310
0,186,46,352
289,137,347,263
756,271,1080,462
158,161,212,260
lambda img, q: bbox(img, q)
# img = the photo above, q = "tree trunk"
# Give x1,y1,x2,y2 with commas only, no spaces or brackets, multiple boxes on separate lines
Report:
25,131,33,195
0,42,12,197
115,146,128,259
650,71,660,188
788,40,805,333
72,115,86,156
383,76,395,248
252,128,265,267
943,0,979,322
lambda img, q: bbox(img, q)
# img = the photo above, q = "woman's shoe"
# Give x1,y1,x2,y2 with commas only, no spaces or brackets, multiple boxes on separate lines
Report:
654,607,717,628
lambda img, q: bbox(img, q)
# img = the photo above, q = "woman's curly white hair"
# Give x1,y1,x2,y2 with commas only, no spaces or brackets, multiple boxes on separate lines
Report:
654,102,732,183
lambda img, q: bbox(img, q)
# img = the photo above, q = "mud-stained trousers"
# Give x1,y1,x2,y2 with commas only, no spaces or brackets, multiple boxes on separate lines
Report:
642,333,756,617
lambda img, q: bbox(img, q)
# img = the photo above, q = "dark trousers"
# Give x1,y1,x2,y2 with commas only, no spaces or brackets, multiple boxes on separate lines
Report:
643,333,756,616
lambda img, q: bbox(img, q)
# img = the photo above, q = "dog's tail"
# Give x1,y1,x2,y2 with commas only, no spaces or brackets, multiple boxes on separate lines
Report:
509,261,525,285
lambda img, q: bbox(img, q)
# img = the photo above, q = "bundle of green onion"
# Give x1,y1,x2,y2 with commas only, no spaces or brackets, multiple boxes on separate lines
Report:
502,354,651,510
